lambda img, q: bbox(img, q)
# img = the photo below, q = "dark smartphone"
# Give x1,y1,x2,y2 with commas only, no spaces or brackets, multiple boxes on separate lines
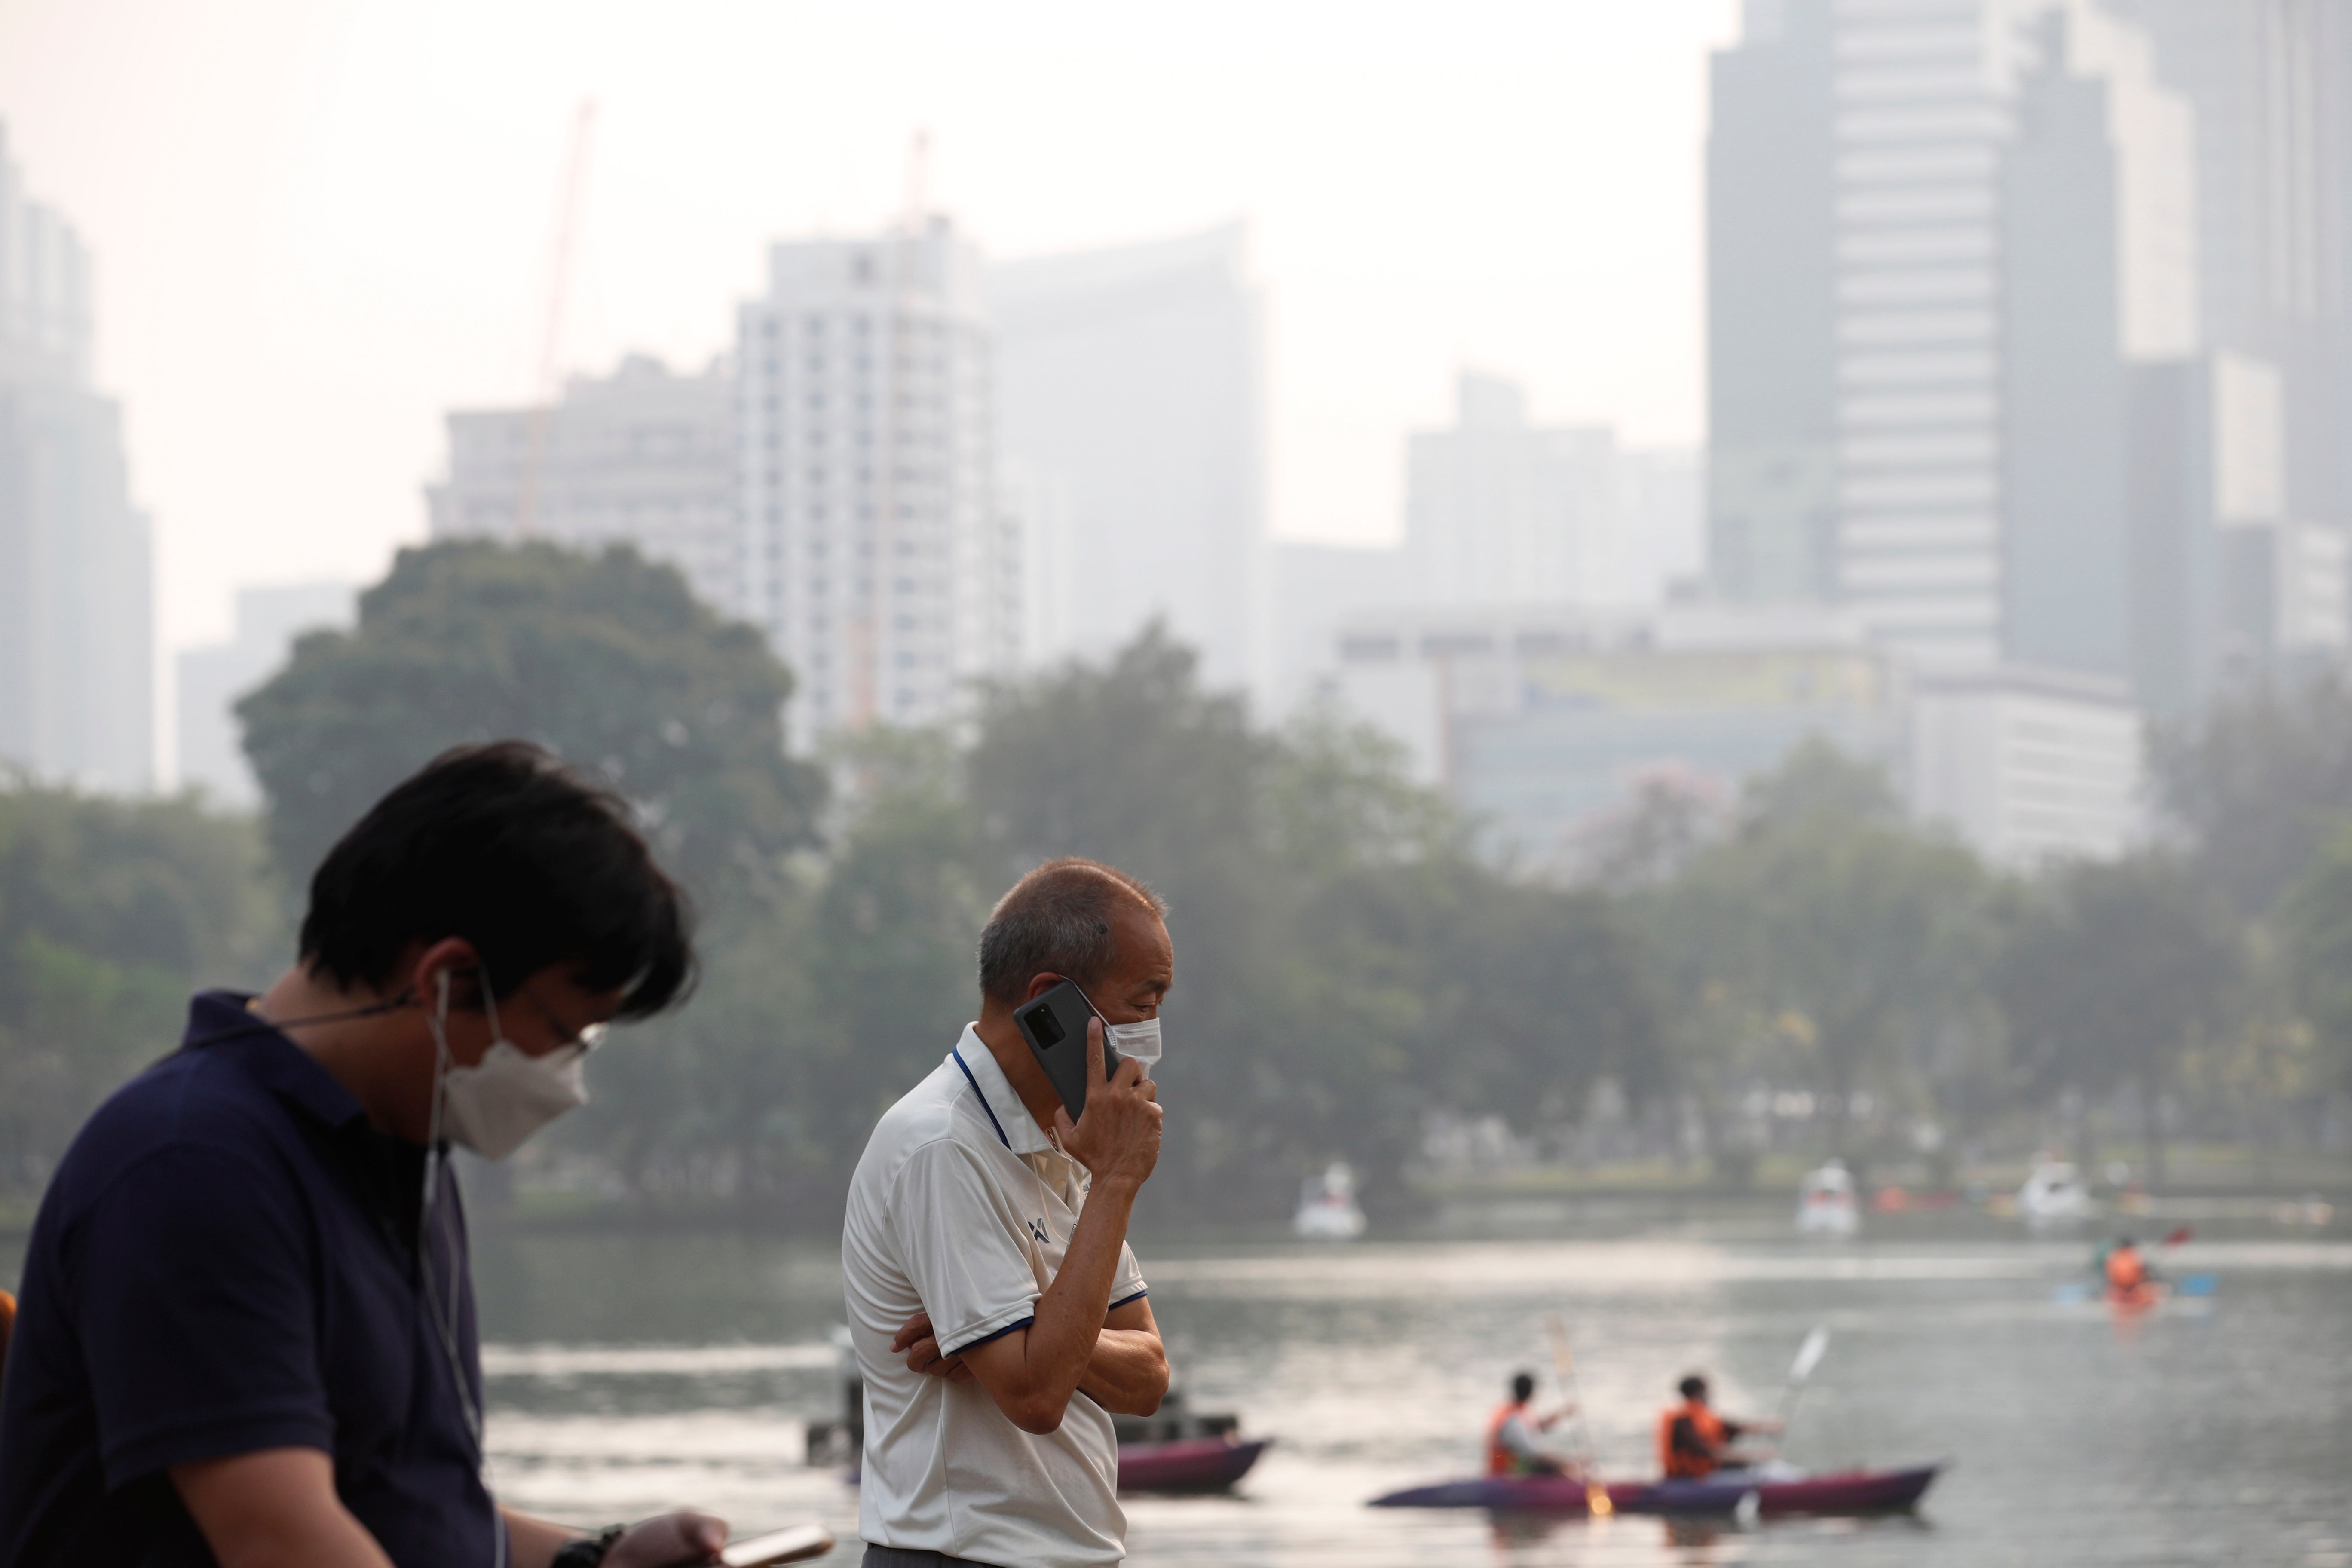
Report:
1013,980,1122,1120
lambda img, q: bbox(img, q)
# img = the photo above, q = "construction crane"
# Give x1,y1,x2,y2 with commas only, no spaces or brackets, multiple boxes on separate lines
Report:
514,98,599,541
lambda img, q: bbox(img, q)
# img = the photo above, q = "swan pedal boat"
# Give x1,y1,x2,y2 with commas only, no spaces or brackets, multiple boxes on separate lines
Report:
1369,1463,1942,1516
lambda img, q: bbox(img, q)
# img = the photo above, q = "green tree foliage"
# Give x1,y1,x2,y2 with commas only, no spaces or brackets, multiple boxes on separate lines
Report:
1640,741,1994,1149
957,631,1662,1220
1992,853,2240,1182
0,784,280,1184
2282,820,2352,1092
238,540,824,896
2150,664,2352,915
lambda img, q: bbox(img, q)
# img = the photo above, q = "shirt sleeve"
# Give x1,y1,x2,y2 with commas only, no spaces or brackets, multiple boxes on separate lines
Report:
892,1139,1047,1357
1109,1240,1147,1310
68,1143,333,1488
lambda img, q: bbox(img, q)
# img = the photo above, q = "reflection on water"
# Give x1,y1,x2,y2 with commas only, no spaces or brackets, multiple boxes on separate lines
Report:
467,1226,2352,1567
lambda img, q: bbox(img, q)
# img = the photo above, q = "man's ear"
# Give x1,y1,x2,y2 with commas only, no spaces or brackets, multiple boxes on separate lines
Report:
1023,972,1064,1003
409,937,484,1010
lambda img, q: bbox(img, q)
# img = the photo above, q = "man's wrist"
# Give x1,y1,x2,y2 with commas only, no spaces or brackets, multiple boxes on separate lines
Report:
551,1525,627,1568
1087,1170,1146,1201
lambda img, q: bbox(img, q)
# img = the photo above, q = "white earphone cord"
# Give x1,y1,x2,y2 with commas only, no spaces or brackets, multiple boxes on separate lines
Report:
423,973,507,1568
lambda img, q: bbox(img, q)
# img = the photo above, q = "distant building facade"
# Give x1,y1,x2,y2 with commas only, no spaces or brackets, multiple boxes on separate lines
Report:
426,353,737,616
1404,371,1623,610
175,582,357,805
0,122,153,792
1705,0,2213,684
1908,665,2144,864
738,218,1013,747
2128,352,2348,716
1318,603,2141,870
990,224,1269,701
1270,379,1701,719
2107,0,2352,527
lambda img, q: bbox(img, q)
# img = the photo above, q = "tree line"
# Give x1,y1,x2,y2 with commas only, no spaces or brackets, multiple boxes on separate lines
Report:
1,540,2347,1221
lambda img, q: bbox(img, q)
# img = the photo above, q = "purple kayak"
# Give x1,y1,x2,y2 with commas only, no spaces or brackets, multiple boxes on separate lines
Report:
1118,1436,1273,1493
1370,1464,1942,1516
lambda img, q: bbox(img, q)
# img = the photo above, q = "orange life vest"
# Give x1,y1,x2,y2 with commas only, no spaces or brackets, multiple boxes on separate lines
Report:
1658,1399,1727,1479
1485,1401,1528,1476
2104,1246,2146,1292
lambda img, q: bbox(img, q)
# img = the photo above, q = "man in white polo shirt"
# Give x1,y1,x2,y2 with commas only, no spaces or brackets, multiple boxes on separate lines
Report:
842,858,1172,1568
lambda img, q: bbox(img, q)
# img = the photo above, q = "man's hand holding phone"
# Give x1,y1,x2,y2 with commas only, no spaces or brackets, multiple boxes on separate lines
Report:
1055,1017,1161,1193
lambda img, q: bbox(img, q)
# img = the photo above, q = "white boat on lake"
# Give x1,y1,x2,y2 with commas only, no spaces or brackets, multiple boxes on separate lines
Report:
1796,1158,1860,1236
2018,1158,2098,1225
1295,1161,1367,1240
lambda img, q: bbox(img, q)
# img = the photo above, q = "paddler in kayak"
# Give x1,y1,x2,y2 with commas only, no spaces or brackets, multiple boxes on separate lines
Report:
1486,1371,1580,1477
1658,1374,1782,1479
2102,1235,2160,1309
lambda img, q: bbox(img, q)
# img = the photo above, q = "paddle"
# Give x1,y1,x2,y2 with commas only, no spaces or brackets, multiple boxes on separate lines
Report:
1761,1326,1830,1462
1541,1313,1614,1518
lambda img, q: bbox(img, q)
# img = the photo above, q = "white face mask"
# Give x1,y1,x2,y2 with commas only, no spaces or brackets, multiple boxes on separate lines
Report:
429,972,591,1161
1074,982,1164,1079
1105,1017,1162,1078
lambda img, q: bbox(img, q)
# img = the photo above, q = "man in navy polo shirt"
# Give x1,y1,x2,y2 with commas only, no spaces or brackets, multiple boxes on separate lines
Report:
0,743,732,1568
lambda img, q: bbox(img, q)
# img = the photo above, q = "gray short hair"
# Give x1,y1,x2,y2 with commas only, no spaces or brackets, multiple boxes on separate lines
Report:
978,858,1166,1005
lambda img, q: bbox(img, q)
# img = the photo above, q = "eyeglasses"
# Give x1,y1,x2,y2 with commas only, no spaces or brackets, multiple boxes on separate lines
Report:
503,985,610,1059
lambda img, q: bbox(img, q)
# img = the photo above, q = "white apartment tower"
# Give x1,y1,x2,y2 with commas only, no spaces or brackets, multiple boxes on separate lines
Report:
427,354,737,613
738,219,1015,747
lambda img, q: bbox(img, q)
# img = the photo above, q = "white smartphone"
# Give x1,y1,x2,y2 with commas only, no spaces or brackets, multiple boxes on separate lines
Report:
720,1524,835,1566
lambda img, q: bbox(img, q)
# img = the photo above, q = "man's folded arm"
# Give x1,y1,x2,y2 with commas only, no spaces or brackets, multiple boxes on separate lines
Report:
171,1448,394,1568
1073,1294,1167,1417
953,1181,1161,1434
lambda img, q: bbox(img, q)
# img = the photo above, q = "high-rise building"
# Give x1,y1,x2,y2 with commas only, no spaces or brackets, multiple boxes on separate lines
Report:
2000,6,2199,682
426,354,737,614
1706,0,2198,680
175,582,357,805
1403,371,1622,610
738,218,1012,747
0,122,153,792
1707,0,1839,605
990,224,1269,701
2106,0,2352,525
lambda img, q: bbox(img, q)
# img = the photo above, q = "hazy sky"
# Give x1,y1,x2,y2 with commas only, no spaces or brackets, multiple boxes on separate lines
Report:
0,0,1738,652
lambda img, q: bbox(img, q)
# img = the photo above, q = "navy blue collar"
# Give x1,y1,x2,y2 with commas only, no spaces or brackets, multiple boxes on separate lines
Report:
181,989,373,1133
950,1045,1012,1149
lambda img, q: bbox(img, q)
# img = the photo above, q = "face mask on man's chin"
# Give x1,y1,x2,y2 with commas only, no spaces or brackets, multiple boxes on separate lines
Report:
428,970,590,1161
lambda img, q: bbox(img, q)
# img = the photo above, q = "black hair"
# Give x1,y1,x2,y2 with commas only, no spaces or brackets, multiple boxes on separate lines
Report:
977,857,1166,1006
299,741,694,1018
1511,1372,1536,1403
1678,1375,1708,1400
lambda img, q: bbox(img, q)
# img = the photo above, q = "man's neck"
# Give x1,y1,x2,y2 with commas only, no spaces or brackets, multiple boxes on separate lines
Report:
255,966,432,1141
971,1011,1063,1136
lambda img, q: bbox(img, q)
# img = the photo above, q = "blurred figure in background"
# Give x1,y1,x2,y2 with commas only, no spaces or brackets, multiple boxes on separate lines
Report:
1485,1372,1577,1477
1658,1374,1781,1480
0,744,730,1568
2104,1236,2158,1309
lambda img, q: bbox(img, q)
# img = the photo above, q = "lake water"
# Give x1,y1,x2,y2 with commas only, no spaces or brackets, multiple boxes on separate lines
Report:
463,1217,2352,1568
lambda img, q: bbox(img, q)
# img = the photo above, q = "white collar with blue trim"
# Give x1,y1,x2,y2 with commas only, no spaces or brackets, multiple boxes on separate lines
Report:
948,1023,1054,1155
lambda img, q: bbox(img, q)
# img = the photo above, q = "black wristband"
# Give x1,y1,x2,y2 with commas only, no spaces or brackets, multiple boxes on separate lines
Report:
550,1525,628,1568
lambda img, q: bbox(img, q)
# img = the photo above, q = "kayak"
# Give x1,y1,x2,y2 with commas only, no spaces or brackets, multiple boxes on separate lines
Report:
1119,1436,1273,1492
1369,1463,1942,1516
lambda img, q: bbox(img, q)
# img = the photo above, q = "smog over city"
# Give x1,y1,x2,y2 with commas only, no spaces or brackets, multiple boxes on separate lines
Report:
0,3,2347,1566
